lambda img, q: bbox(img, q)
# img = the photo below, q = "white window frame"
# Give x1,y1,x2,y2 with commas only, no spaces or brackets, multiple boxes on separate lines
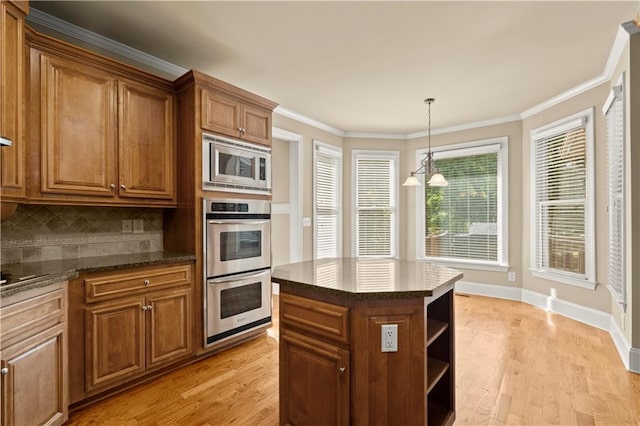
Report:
529,108,596,289
603,75,626,309
313,140,342,259
351,150,399,258
415,137,509,271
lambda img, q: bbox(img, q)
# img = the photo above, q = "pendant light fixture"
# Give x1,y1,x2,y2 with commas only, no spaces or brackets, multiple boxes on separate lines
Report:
402,98,448,187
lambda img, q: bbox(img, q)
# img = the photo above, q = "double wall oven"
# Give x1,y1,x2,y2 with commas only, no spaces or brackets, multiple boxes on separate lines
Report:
203,198,271,348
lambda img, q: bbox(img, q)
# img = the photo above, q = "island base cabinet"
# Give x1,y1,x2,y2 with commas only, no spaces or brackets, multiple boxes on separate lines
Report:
280,330,349,426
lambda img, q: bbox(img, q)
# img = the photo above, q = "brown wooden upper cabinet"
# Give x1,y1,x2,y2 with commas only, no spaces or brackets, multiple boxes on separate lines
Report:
0,0,28,201
27,28,177,207
201,90,272,146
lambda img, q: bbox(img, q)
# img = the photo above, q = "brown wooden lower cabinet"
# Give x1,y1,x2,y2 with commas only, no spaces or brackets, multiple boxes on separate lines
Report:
280,330,350,425
0,282,68,426
69,263,193,405
279,286,455,426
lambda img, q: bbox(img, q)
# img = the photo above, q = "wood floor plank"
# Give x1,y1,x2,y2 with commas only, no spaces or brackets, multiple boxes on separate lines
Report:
67,294,640,425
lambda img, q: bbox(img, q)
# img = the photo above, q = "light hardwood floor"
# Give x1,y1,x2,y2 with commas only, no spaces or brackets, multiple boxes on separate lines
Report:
67,294,640,425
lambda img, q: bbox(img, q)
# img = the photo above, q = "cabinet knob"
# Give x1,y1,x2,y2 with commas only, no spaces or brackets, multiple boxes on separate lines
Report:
0,367,8,376
120,184,126,190
147,304,153,311
144,279,150,286
339,367,346,374
142,305,149,311
110,183,116,189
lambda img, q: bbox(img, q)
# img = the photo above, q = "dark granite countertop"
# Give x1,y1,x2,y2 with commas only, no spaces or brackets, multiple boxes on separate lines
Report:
272,257,463,299
0,251,196,298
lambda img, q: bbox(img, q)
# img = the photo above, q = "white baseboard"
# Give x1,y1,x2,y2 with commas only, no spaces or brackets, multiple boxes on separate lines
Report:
455,281,521,301
455,281,639,373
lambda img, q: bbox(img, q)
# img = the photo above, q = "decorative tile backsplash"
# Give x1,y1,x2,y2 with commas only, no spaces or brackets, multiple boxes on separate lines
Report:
1,205,163,265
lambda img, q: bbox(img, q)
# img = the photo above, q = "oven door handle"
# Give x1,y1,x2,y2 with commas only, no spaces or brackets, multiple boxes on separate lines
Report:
207,269,269,284
207,220,270,225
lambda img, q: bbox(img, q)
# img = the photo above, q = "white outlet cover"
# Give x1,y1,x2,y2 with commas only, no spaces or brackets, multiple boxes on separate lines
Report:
381,324,398,352
122,219,133,234
133,219,144,234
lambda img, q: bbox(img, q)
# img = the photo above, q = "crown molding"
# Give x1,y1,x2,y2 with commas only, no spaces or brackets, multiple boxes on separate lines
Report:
520,74,608,119
26,8,188,78
603,25,631,80
274,107,344,137
407,114,521,139
343,132,407,140
29,7,629,138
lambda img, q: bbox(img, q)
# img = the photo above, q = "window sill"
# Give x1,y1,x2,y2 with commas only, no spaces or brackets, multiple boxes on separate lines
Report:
530,269,597,290
421,257,509,272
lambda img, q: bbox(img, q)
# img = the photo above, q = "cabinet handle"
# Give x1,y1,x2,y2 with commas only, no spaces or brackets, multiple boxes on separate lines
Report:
0,136,12,146
110,183,115,189
120,184,127,190
144,279,150,286
142,305,149,311
339,367,346,374
0,367,8,376
147,304,153,311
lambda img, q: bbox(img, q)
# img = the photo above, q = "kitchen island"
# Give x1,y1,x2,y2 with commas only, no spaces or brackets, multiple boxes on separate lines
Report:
272,258,463,426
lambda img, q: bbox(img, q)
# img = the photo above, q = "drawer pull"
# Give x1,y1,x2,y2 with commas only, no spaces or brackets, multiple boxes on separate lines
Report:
339,367,346,374
144,279,150,286
1,368,8,376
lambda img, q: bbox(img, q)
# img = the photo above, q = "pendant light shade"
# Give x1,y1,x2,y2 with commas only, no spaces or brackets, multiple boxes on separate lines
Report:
402,174,421,187
427,173,448,187
403,98,448,187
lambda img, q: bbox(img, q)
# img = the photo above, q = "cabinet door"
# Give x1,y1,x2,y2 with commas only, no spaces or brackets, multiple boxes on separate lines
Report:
146,288,192,369
85,297,145,392
118,81,175,200
241,104,271,146
1,324,67,426
40,54,117,197
0,2,26,199
280,330,349,426
201,90,241,138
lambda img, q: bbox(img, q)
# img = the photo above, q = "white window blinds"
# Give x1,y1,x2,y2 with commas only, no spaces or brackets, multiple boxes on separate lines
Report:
425,147,501,263
604,82,625,308
353,151,398,257
314,142,342,259
532,110,595,285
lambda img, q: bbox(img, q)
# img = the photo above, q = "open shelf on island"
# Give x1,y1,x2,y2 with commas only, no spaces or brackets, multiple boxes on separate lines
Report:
426,319,448,347
428,399,454,426
426,357,449,394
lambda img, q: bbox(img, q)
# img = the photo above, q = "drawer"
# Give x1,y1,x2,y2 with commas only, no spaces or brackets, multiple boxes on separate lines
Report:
280,293,349,346
85,264,191,303
0,286,66,348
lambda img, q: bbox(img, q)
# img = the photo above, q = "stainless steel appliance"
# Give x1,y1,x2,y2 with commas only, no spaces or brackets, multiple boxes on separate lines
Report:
202,133,271,195
203,198,271,347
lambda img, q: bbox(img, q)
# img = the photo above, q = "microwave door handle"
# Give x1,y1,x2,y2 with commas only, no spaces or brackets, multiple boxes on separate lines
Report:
208,270,268,284
207,220,270,225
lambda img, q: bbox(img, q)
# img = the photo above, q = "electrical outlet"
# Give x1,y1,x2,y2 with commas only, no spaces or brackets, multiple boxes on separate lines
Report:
303,217,312,227
381,324,398,353
508,272,516,282
122,219,133,234
133,219,144,234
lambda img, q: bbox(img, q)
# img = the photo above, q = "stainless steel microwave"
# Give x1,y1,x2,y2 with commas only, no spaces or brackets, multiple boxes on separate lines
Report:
202,133,271,195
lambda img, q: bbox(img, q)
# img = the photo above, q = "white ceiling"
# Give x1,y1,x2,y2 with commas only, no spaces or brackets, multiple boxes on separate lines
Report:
30,1,639,135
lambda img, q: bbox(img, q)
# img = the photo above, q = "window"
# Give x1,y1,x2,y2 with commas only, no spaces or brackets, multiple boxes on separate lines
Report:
531,108,595,289
353,150,399,257
604,78,625,308
313,141,342,259
419,138,508,269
